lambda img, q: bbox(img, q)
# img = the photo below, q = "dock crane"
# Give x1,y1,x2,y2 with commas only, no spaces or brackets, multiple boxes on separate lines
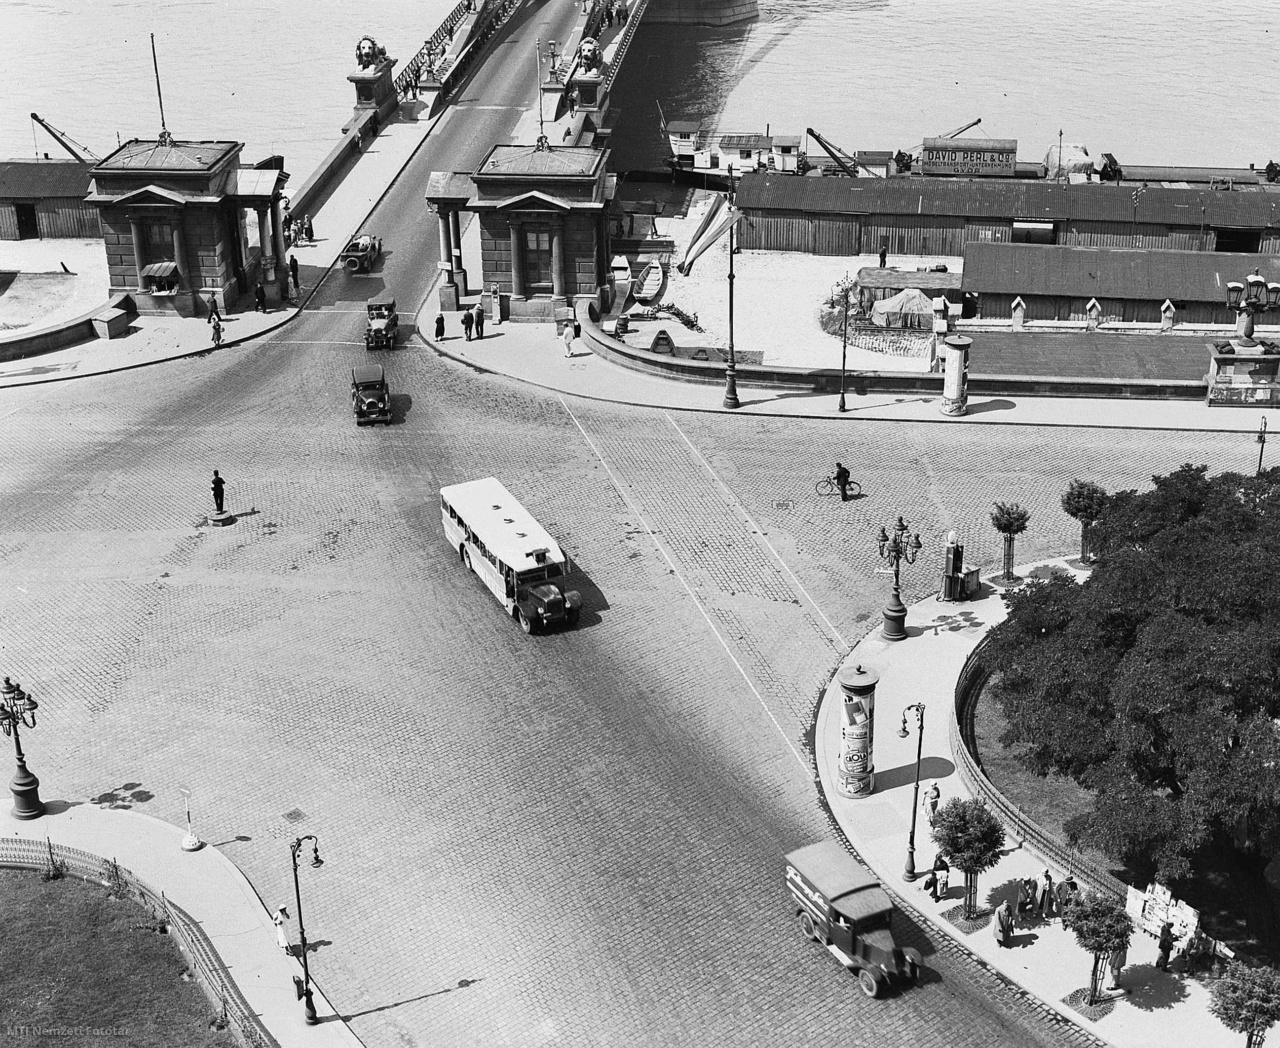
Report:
898,118,983,172
30,113,100,162
804,128,884,178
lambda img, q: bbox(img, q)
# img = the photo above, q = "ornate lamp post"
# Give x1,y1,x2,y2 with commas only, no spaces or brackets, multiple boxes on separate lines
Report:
832,273,856,412
1259,416,1269,476
897,703,926,881
1226,268,1280,340
0,677,44,820
876,517,922,641
723,180,741,409
289,835,324,1025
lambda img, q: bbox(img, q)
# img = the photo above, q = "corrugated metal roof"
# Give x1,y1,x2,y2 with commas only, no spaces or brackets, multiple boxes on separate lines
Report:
720,134,769,150
0,159,93,199
961,243,1280,301
1116,166,1262,185
737,171,1280,228
856,266,962,291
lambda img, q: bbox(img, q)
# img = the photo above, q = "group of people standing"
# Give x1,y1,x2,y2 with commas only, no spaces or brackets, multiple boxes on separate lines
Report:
434,303,487,342
282,209,314,248
601,0,629,27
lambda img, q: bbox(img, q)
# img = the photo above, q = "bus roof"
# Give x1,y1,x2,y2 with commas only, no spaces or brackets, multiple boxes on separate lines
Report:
440,477,567,572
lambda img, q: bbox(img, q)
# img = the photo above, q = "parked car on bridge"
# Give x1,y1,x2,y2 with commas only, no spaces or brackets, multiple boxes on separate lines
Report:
341,234,383,273
351,364,391,425
365,297,399,349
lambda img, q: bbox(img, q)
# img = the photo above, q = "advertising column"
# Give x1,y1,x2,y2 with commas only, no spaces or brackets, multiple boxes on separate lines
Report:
836,664,878,799
940,335,971,416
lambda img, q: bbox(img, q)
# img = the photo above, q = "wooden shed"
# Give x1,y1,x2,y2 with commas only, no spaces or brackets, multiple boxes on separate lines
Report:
0,160,99,240
961,243,1280,324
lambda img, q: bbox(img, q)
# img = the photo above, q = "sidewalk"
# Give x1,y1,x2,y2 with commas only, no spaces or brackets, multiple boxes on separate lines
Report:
2,805,363,1047
0,106,438,390
815,560,1234,1048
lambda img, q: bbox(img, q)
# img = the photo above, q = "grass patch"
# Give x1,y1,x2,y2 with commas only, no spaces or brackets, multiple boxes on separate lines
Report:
0,869,237,1047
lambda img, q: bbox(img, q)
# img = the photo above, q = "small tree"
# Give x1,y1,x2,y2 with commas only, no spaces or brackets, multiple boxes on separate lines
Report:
931,798,1005,919
1060,892,1132,1006
1211,961,1280,1048
1060,479,1107,562
990,502,1031,582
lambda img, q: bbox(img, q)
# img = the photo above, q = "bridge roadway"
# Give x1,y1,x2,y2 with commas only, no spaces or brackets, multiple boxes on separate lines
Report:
0,13,1247,1048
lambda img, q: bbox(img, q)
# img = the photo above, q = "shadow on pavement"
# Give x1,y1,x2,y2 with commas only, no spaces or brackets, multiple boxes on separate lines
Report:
1122,964,1192,1011
389,393,413,424
872,755,956,792
966,398,1017,415
567,561,611,629
333,978,483,1021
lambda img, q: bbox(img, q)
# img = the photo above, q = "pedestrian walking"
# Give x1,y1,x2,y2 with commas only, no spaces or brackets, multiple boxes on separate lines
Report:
434,312,446,340
923,780,941,825
1106,943,1128,989
1017,875,1038,920
206,293,222,324
1038,869,1055,920
878,247,887,268
1155,921,1176,971
273,905,290,954
929,854,950,902
461,308,474,341
472,302,485,339
211,470,226,514
563,321,574,357
303,214,314,242
994,899,1014,948
1055,872,1079,917
254,283,267,313
289,254,300,295
211,318,223,347
834,462,851,501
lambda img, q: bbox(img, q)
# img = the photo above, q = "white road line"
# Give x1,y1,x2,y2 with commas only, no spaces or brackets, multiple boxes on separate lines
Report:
665,412,850,651
560,397,812,777
269,340,367,346
297,309,418,316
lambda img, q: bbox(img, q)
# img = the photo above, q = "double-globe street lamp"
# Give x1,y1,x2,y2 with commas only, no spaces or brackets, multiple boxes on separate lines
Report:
289,835,324,1025
876,517,922,641
1,677,44,820
832,273,856,412
1226,268,1280,340
897,703,926,882
723,178,742,410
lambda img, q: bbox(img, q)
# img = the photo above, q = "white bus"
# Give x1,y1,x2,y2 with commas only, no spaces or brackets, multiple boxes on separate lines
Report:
440,477,582,633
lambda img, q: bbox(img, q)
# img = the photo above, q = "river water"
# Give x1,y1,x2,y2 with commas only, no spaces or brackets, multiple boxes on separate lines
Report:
3,0,1278,183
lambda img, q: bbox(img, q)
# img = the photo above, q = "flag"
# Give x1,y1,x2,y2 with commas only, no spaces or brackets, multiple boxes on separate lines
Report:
676,196,742,275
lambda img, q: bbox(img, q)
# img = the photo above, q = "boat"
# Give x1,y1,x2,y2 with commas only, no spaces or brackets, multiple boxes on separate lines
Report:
610,254,633,305
633,259,664,303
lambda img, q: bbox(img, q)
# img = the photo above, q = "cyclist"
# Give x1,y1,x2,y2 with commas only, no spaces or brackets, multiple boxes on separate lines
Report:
835,462,851,501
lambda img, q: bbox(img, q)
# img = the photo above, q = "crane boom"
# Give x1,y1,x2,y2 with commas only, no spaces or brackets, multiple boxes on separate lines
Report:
940,117,982,139
804,128,883,178
30,113,100,162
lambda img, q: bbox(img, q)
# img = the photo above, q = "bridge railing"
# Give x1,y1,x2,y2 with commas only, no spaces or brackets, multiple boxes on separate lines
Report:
602,0,651,96
395,0,473,99
0,836,278,1048
396,0,525,104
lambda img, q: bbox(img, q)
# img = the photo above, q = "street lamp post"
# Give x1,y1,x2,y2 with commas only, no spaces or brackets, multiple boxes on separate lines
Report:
897,703,926,881
832,273,856,412
0,677,44,820
289,835,324,1025
1227,268,1280,341
876,517,922,641
1258,416,1269,476
722,198,740,410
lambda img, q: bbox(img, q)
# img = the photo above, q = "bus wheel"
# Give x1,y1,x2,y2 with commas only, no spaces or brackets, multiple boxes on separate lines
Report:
856,968,882,998
461,547,472,571
518,609,535,634
798,912,816,940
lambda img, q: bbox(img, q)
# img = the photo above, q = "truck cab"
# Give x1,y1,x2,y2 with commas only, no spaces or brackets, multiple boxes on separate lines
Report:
785,841,922,997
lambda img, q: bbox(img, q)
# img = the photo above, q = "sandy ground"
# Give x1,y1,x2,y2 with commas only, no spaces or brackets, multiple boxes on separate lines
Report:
0,239,110,330
628,194,964,371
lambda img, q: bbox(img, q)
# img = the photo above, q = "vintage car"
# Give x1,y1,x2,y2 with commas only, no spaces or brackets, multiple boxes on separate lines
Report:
785,841,923,997
341,234,383,274
350,364,391,425
364,297,399,349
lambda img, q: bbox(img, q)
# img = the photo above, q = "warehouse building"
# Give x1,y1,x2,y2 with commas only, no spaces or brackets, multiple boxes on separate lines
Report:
0,159,99,240
734,173,1280,257
961,243,1280,324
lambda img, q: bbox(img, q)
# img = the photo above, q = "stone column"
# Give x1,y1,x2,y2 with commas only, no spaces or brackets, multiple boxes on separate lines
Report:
130,217,147,290
257,208,275,287
449,208,465,294
271,197,289,298
939,335,971,417
550,216,565,301
438,210,455,286
836,664,878,799
509,221,525,299
172,220,191,316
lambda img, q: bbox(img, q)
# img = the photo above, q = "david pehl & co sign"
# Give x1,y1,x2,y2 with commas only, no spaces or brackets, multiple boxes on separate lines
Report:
921,138,1018,177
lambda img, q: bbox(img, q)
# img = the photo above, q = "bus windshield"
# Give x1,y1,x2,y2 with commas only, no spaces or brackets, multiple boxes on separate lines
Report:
518,563,564,585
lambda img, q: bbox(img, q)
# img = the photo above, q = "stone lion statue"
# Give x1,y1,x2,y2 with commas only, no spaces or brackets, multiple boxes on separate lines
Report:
578,37,602,72
355,35,388,69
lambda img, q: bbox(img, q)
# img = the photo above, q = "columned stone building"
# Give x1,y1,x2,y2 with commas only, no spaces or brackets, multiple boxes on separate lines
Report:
427,141,611,322
86,138,289,316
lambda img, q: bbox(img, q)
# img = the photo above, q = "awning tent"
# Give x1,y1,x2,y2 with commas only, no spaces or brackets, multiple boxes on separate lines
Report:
870,287,935,328
140,261,179,279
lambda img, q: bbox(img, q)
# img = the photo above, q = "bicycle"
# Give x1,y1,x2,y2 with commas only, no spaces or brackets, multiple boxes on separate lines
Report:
816,475,861,498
